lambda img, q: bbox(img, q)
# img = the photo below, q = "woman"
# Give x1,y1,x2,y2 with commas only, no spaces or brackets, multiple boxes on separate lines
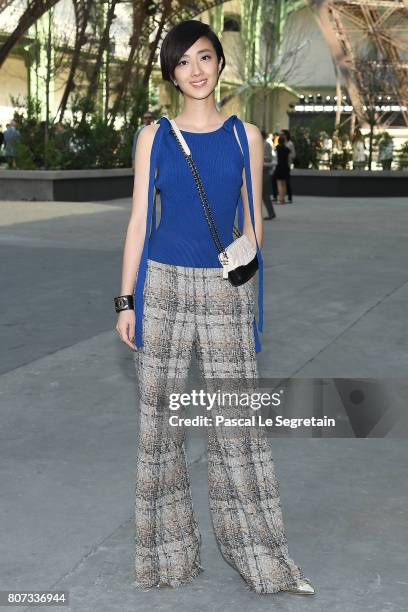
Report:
281,129,295,202
273,135,290,204
378,132,393,170
352,128,366,170
115,19,314,596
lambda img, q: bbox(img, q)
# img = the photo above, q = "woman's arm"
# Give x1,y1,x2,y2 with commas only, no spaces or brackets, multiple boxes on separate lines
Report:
241,122,264,250
116,122,159,350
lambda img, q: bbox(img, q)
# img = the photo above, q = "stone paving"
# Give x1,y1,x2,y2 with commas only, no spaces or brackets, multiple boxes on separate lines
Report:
1,195,407,611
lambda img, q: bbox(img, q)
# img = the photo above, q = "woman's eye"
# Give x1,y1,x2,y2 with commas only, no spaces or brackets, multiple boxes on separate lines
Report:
178,55,211,66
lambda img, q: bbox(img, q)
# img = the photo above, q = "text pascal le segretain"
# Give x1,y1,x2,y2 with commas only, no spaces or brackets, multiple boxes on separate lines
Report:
167,414,336,429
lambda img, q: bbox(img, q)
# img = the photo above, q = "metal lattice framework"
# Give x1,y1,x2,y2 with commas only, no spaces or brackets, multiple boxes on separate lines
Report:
307,0,408,126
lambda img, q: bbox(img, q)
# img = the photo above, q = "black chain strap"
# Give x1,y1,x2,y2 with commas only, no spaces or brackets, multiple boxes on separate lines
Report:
169,127,242,260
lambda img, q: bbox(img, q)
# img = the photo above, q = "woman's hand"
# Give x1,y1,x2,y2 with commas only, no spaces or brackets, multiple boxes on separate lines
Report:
116,310,136,351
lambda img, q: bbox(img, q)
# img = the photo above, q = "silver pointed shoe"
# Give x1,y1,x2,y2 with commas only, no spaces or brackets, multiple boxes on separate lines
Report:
285,578,315,595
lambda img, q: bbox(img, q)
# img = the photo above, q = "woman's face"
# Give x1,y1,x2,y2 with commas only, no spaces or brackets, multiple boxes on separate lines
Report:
173,36,222,97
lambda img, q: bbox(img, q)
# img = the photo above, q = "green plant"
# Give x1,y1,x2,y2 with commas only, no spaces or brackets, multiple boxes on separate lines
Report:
14,141,36,169
396,141,408,170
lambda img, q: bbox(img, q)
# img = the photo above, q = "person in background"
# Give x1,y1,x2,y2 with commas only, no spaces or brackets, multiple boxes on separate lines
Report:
0,124,4,165
269,132,277,173
53,122,67,157
281,129,295,203
352,128,366,170
343,134,352,170
270,132,279,201
261,129,276,220
318,131,332,170
331,129,344,169
132,111,154,170
3,121,21,169
273,134,290,204
378,132,393,170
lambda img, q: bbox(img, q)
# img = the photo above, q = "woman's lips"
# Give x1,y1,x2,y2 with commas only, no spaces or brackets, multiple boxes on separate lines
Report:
191,79,207,88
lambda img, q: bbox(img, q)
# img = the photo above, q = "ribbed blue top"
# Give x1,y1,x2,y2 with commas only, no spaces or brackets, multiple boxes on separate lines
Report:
134,114,264,352
148,115,243,266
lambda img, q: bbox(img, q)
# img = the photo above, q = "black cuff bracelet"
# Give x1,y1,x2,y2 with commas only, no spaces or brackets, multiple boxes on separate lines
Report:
114,294,134,313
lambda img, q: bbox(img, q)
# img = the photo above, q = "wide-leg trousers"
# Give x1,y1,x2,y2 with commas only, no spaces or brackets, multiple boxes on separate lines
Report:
133,258,306,594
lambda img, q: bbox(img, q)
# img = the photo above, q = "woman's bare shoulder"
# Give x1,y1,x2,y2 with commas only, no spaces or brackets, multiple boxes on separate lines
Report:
145,122,161,134
242,121,263,143
134,123,161,160
137,122,160,142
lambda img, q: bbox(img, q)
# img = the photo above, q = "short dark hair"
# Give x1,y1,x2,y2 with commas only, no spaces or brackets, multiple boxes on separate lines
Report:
160,20,226,93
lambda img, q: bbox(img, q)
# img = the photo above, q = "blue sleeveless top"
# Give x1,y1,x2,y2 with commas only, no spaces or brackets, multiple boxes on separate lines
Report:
134,114,264,352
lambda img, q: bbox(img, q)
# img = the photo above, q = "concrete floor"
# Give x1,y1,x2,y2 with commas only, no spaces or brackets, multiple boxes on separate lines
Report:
0,195,407,611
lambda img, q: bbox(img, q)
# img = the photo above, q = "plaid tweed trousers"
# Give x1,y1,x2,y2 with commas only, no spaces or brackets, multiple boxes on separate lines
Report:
133,258,306,594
